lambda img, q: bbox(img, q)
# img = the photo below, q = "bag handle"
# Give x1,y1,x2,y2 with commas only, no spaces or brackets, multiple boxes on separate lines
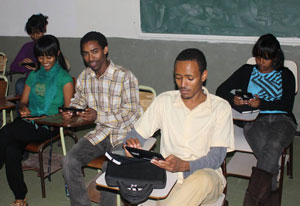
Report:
117,181,153,204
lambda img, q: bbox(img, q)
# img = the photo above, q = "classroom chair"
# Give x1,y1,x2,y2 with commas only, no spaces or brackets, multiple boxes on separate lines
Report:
0,52,8,76
0,74,14,127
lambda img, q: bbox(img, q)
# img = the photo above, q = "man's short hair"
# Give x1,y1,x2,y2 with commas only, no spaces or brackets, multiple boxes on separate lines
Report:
80,31,108,56
174,48,207,74
252,33,284,70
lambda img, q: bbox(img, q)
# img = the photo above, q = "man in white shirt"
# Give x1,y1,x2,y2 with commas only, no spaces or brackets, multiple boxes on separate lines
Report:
125,48,234,206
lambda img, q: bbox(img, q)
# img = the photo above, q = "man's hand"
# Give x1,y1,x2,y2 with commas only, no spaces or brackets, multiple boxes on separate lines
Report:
124,138,142,157
60,110,73,120
125,138,142,148
248,95,261,108
77,108,97,121
151,154,190,172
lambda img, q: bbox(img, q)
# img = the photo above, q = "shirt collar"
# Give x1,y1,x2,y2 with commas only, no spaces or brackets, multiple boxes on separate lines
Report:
173,87,213,112
87,59,116,80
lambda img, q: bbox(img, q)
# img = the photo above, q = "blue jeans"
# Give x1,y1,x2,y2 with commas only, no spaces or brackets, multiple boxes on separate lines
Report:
62,137,121,206
15,77,26,96
244,114,297,189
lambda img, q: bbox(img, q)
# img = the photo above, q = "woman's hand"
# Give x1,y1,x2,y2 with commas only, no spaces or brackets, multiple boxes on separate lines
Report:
233,95,248,106
19,105,30,117
77,108,97,121
248,95,261,108
21,58,37,70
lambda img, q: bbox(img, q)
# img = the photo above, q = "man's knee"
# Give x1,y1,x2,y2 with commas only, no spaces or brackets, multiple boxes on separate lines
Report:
161,169,222,206
62,153,80,172
187,169,217,189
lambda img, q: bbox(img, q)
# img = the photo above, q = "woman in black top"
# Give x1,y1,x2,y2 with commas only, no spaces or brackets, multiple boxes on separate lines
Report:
216,34,297,206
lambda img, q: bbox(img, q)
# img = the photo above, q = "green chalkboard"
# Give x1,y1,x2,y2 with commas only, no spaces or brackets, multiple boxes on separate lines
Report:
140,0,300,37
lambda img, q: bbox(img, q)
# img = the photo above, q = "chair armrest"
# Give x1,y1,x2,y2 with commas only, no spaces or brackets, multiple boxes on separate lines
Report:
142,137,157,151
6,95,21,102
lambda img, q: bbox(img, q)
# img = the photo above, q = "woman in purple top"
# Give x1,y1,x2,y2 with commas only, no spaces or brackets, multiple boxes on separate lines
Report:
10,14,48,96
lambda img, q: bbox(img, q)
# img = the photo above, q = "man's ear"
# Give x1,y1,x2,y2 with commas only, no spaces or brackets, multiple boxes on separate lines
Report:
103,46,109,55
201,70,208,82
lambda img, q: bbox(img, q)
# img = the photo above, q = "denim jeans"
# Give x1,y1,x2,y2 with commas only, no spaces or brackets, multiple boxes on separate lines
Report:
244,114,297,189
15,77,26,117
62,136,118,206
15,77,26,96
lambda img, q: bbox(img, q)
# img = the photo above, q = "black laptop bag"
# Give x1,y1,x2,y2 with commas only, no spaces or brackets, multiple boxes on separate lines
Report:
105,153,166,204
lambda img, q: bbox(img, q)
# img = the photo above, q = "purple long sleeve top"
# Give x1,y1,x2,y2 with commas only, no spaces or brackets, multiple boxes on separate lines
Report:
10,41,37,77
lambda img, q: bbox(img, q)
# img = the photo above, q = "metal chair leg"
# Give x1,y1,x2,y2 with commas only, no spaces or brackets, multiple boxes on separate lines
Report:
39,150,46,198
287,142,293,179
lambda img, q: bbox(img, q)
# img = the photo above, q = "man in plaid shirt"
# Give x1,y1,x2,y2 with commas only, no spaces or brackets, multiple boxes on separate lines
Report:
62,31,142,206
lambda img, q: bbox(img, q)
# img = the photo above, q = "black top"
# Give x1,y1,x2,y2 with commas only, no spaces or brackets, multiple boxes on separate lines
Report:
216,64,297,123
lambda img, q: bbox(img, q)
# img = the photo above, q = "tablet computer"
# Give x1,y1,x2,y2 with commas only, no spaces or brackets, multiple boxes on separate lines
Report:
20,62,36,67
125,146,165,161
59,107,85,114
235,91,254,100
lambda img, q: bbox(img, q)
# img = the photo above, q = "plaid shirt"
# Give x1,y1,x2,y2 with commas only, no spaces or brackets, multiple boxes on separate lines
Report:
70,60,142,146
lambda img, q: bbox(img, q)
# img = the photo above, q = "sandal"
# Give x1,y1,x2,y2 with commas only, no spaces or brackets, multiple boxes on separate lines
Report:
10,198,28,206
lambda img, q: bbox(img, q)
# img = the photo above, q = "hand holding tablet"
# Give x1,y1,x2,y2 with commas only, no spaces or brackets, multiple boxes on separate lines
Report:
125,146,165,161
59,107,85,114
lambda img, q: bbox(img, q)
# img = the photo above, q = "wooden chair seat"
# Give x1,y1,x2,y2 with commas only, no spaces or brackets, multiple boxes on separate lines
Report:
85,155,107,203
25,135,61,152
86,155,107,169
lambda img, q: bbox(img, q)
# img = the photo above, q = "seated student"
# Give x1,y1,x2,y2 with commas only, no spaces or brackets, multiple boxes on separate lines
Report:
0,35,74,206
61,31,142,206
125,48,234,206
10,13,49,96
216,34,297,206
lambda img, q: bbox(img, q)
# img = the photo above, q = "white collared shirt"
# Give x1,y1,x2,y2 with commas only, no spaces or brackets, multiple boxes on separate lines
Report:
135,87,234,183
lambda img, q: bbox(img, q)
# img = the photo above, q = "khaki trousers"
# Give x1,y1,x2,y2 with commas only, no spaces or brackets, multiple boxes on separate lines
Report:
157,168,224,206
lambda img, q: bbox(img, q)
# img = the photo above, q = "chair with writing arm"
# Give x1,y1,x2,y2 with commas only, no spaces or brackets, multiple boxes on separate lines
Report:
0,52,14,122
0,75,9,128
225,57,298,205
0,74,15,128
0,52,8,76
